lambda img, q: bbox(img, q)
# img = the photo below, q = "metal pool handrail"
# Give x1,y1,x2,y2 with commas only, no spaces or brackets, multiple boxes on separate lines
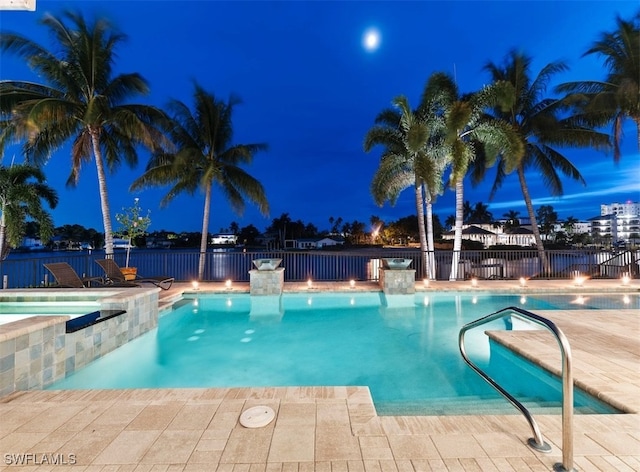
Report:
458,306,575,472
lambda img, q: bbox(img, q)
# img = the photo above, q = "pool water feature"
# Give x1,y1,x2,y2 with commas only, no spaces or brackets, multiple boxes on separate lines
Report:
48,291,634,415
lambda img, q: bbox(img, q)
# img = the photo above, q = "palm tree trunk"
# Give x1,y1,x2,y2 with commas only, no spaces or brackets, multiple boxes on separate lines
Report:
425,192,436,280
90,128,114,258
415,181,428,279
198,183,212,280
518,167,550,275
449,179,464,281
0,206,10,261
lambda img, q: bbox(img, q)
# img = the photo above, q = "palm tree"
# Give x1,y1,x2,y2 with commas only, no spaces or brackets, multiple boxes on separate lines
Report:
478,51,610,274
557,12,639,161
364,95,445,279
537,205,558,242
468,201,493,224
462,200,474,223
425,72,523,280
330,216,343,235
563,215,579,234
502,210,521,231
130,83,269,280
0,161,58,260
267,213,292,249
445,214,456,231
562,215,579,245
0,11,167,256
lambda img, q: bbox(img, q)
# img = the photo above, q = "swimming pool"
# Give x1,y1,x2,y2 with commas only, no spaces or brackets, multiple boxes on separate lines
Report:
48,291,634,415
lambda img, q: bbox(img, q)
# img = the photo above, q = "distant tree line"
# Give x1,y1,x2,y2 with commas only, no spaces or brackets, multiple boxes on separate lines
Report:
17,199,607,252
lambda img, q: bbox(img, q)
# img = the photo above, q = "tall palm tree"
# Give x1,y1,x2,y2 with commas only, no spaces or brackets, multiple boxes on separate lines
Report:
130,83,269,280
425,72,523,280
0,161,58,260
557,12,639,161
0,11,168,255
364,95,445,279
478,51,610,274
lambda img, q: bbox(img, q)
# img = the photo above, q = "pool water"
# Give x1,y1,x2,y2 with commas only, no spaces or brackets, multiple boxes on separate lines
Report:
0,301,102,325
48,292,633,415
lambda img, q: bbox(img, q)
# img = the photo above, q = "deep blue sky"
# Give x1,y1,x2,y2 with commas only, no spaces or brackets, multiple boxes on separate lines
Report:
1,1,638,234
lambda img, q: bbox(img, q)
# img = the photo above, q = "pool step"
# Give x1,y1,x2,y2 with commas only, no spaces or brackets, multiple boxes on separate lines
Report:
375,395,562,416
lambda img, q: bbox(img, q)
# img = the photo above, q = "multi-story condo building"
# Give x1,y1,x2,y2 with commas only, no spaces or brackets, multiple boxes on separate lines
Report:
600,201,640,217
552,221,591,235
591,201,640,244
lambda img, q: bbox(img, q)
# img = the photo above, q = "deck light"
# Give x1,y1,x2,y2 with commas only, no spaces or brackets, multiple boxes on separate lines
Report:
225,279,232,290
471,277,478,288
573,275,585,287
307,279,313,289
349,279,356,289
621,274,630,286
191,280,199,290
423,278,429,287
519,277,527,287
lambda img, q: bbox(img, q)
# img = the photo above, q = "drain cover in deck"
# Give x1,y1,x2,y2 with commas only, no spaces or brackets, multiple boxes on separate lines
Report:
239,406,275,428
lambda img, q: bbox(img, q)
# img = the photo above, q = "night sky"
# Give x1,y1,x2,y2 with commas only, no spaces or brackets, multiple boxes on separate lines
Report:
1,1,638,234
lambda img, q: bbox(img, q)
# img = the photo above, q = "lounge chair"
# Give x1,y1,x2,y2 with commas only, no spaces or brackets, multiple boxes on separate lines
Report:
44,262,109,288
95,259,174,290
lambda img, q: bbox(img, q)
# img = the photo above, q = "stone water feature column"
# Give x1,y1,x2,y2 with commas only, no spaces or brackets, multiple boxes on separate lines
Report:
379,269,416,295
249,258,285,296
378,258,416,295
249,267,285,295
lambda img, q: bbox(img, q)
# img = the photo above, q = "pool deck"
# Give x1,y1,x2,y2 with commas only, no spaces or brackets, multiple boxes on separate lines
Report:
1,280,638,471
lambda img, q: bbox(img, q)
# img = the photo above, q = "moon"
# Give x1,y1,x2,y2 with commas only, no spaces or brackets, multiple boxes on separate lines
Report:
363,27,381,52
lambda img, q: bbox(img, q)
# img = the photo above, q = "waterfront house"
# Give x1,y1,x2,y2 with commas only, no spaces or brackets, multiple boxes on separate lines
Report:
285,237,345,250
